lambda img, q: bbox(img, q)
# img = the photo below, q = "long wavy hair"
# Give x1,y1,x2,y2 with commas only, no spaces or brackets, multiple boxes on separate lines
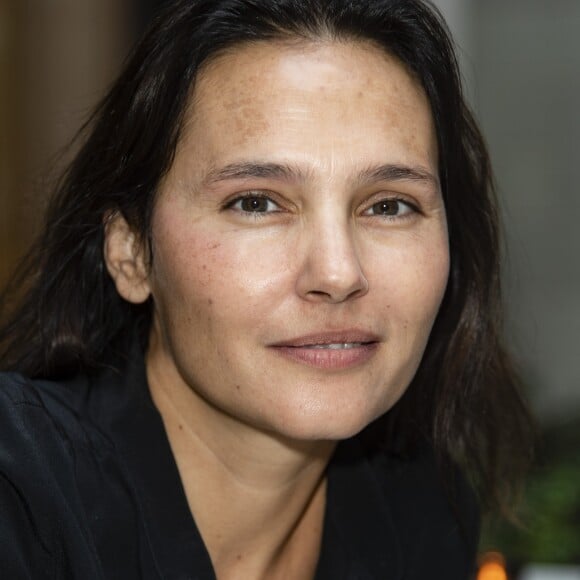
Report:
0,0,533,513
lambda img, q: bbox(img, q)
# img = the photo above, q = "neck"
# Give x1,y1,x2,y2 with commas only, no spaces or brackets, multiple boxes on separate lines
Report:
147,359,335,579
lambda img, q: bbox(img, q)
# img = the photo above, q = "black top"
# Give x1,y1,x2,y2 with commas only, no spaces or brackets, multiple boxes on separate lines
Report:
0,347,479,579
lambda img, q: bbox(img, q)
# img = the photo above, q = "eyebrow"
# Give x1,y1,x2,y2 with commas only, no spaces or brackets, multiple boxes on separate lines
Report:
202,161,439,191
356,164,440,191
203,162,308,186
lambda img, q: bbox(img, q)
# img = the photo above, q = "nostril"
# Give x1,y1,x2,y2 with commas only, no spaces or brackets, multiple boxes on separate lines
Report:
295,233,369,303
308,290,332,298
303,280,368,304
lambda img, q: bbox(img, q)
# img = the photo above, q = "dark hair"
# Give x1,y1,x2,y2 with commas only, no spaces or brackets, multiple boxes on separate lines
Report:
0,0,533,514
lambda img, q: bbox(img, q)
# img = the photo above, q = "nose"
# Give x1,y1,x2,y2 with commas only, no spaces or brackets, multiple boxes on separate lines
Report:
295,219,369,303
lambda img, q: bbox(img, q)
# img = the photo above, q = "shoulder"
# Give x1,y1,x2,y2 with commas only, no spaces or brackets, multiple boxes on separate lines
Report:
0,371,71,457
370,446,480,578
0,370,96,460
0,370,91,511
0,369,116,496
0,372,105,577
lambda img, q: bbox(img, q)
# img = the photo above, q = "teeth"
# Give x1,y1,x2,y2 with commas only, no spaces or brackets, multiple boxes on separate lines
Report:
306,343,363,350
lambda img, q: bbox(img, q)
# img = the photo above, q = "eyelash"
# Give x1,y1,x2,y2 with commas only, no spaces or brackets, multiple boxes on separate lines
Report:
361,198,419,220
223,192,281,218
223,192,419,221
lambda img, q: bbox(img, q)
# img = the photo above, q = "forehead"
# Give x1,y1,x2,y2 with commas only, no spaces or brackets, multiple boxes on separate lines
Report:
177,39,437,180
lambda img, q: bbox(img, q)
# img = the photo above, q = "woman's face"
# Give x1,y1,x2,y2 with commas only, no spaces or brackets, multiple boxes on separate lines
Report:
129,40,449,440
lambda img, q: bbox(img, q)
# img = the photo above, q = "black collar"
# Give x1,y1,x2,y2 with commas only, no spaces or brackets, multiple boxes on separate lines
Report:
92,346,402,579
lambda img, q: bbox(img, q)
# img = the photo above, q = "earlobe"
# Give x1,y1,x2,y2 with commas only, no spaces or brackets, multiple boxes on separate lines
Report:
103,212,151,304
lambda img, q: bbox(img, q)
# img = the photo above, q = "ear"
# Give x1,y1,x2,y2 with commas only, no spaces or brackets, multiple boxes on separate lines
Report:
103,212,151,304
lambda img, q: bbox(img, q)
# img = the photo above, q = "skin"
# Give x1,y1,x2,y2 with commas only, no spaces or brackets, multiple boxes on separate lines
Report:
105,40,449,579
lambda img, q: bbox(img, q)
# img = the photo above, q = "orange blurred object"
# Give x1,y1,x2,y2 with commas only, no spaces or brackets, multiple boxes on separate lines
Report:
477,552,508,580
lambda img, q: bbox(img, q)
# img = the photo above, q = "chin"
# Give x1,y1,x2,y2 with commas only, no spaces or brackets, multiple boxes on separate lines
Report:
265,401,390,442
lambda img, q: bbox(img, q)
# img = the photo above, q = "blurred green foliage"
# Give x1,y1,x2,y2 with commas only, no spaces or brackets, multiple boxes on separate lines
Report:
480,417,580,565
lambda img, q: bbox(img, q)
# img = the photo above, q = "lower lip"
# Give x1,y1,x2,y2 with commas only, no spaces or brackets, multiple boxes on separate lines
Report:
271,343,379,370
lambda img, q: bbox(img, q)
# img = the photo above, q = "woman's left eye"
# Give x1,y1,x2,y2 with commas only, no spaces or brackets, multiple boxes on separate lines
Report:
363,198,415,218
227,195,280,214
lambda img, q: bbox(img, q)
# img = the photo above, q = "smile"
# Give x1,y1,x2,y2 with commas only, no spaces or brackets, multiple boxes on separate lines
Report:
303,343,366,350
270,331,380,370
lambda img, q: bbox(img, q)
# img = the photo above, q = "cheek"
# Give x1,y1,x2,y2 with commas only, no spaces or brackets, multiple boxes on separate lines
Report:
408,243,449,311
370,232,449,327
149,220,295,328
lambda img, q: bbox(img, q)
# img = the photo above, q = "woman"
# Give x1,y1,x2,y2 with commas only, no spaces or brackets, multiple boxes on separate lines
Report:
0,0,532,578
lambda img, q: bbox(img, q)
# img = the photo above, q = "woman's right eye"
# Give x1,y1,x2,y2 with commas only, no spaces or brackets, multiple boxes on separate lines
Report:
226,194,280,214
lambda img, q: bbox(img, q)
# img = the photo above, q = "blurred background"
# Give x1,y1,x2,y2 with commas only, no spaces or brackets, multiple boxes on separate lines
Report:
1,0,579,576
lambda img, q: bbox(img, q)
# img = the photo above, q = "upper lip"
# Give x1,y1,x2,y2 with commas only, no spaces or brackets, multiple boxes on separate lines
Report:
271,329,381,348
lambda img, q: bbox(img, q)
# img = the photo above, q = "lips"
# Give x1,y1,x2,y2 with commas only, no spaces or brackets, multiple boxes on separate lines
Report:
272,330,380,348
302,343,365,350
270,330,380,370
